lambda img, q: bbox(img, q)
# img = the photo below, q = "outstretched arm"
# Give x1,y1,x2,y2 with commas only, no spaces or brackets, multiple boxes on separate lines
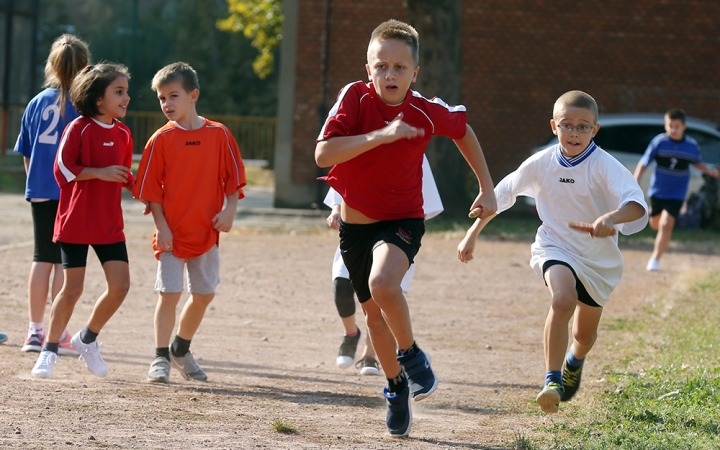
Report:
457,213,497,263
453,124,497,219
590,201,646,237
633,161,647,184
692,162,720,178
315,113,424,167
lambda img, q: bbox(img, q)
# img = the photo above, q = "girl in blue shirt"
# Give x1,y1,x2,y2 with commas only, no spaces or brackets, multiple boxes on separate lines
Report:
13,34,90,354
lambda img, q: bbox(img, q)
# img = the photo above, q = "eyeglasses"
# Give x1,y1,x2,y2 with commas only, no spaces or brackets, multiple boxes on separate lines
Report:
556,123,595,134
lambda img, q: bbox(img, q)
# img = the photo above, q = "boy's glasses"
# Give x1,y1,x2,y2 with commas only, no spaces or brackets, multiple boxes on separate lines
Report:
556,123,595,134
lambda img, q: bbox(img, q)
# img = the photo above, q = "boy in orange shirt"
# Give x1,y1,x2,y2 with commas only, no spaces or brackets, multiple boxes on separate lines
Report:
133,62,246,383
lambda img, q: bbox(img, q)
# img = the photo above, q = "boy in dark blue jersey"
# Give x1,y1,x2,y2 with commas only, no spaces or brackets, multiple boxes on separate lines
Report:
634,108,719,271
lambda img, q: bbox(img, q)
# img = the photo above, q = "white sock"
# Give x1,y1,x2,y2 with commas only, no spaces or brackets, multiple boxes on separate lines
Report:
29,322,44,337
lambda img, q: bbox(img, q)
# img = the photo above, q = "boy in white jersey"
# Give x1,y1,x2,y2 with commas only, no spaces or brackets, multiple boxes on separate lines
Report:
458,91,648,414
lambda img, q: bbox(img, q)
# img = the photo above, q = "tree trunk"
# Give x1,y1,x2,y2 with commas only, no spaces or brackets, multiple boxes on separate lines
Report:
404,0,467,216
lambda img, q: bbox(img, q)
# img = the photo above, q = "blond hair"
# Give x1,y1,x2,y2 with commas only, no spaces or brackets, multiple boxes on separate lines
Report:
151,62,199,93
368,20,419,66
553,90,598,123
44,34,90,119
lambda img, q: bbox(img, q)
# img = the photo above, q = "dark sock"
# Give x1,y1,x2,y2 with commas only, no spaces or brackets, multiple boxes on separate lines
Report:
387,372,407,394
171,336,191,357
156,347,170,360
566,349,585,370
79,326,98,345
545,370,563,386
44,342,59,354
397,341,418,356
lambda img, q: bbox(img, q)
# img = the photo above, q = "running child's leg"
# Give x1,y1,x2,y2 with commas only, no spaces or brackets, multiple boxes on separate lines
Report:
368,243,413,350
537,264,577,413
560,302,603,402
651,210,675,263
334,276,362,368
361,299,402,380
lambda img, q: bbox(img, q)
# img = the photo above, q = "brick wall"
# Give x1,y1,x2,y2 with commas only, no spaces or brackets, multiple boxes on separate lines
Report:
292,0,720,184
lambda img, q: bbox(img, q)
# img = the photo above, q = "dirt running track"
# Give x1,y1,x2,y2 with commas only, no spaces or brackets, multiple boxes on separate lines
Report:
0,193,718,449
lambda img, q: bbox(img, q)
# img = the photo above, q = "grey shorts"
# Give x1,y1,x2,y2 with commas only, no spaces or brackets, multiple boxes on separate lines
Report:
155,245,220,294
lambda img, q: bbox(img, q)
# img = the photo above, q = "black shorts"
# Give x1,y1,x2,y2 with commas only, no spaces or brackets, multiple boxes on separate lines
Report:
59,241,129,269
31,201,62,264
649,197,684,219
542,260,601,308
339,218,425,303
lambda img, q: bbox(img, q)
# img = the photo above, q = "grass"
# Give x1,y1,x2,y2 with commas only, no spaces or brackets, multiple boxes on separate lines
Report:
530,269,720,449
271,417,298,434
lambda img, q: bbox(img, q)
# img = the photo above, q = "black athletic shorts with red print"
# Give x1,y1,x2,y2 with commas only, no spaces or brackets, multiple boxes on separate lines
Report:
339,218,425,303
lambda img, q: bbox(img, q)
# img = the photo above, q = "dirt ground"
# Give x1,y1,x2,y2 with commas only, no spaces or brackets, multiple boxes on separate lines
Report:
1,192,719,449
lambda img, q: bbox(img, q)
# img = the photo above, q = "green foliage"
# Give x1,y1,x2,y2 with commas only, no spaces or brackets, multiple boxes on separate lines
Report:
218,0,283,79
37,0,278,116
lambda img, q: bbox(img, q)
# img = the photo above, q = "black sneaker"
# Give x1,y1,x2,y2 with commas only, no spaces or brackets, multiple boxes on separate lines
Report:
383,385,412,438
397,347,437,401
561,360,584,402
336,329,361,369
355,356,381,376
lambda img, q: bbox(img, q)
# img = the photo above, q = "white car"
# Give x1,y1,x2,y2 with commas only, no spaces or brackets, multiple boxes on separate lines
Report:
526,113,720,206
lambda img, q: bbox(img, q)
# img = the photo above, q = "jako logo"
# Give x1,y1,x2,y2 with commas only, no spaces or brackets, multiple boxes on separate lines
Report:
559,178,575,184
186,141,201,146
102,142,114,146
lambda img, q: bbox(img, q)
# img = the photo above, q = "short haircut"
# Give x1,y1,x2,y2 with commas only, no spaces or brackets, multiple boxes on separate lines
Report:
44,34,91,119
151,62,200,93
70,63,130,118
368,19,419,66
553,90,598,123
665,108,686,123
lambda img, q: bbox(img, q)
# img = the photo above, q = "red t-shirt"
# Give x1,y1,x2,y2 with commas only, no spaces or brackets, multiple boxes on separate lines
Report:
132,119,246,259
318,81,467,220
54,117,135,244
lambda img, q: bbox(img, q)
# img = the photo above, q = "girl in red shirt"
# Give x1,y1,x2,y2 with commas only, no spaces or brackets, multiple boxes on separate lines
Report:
32,63,135,380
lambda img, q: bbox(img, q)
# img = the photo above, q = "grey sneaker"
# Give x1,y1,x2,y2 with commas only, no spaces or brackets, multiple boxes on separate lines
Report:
147,356,171,383
169,351,207,381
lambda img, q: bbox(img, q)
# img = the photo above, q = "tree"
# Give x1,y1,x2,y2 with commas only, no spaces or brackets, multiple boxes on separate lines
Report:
217,0,283,80
403,0,468,215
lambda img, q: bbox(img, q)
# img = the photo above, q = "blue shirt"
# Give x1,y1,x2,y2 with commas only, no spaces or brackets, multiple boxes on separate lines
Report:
640,133,702,200
13,88,79,200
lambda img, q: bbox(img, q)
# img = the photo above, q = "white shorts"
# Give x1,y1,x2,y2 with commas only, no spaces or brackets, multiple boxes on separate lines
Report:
330,245,415,293
155,245,220,294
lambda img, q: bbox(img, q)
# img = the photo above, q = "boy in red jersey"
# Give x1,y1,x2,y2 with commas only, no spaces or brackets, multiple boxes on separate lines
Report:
315,19,496,437
133,62,246,383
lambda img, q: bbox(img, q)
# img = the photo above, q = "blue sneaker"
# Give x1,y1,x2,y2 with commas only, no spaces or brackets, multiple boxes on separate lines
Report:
0,332,7,344
397,347,437,401
561,361,584,402
383,385,412,438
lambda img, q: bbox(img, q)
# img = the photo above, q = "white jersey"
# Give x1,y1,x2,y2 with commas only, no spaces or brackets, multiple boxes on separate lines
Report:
324,155,442,292
495,142,648,306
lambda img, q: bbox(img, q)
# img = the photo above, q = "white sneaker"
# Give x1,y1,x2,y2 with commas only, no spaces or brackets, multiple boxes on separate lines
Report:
71,331,108,377
32,351,58,378
646,258,660,272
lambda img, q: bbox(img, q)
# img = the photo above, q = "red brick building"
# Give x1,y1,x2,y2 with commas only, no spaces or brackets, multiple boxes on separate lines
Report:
274,0,720,208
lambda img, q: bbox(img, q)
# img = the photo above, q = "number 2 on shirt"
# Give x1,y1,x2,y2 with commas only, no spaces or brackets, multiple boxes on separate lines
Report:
38,104,60,145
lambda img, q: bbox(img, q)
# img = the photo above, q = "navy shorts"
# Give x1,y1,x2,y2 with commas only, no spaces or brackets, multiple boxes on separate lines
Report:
649,197,684,219
339,218,424,303
542,260,601,308
31,201,62,264
60,241,129,269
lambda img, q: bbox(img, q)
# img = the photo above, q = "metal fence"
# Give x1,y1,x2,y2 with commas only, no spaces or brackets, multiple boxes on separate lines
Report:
124,111,276,167
2,108,276,168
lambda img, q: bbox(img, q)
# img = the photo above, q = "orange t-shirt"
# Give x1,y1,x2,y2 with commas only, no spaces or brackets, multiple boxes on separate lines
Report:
133,118,246,259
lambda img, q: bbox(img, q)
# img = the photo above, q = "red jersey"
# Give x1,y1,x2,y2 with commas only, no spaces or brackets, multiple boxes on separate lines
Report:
318,81,467,220
54,117,135,244
132,118,246,259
